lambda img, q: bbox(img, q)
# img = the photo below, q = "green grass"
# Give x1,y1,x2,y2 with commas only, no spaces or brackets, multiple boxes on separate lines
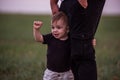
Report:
95,16,120,80
0,14,51,80
0,14,120,80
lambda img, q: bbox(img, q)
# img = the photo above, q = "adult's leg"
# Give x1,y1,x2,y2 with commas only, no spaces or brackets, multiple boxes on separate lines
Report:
70,0,106,80
70,38,97,80
60,0,106,80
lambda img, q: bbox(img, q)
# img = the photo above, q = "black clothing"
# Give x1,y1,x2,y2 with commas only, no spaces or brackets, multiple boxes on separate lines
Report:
43,33,71,72
59,0,105,80
60,0,105,40
71,59,97,80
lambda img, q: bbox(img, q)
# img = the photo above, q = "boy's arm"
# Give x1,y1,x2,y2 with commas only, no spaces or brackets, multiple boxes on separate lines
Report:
33,21,44,43
50,0,59,15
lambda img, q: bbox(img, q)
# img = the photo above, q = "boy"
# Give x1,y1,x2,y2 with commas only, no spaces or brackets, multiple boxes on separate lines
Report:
50,0,105,80
33,12,74,80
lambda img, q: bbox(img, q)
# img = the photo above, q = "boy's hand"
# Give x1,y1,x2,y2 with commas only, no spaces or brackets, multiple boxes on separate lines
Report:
33,21,43,30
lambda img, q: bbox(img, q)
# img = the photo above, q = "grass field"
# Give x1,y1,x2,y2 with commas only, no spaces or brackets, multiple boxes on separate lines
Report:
0,14,120,80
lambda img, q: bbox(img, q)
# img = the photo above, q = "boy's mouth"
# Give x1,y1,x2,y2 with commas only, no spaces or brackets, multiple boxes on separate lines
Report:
53,33,59,37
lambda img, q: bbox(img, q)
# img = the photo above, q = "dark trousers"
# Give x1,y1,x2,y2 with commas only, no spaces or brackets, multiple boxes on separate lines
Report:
71,39,97,80
60,0,106,80
71,59,97,80
70,38,97,80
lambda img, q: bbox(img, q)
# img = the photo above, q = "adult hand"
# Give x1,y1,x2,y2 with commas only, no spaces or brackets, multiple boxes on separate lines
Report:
78,0,88,8
92,38,96,47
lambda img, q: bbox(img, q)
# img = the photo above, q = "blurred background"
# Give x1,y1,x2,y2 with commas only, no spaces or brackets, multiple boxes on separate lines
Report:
0,0,120,80
0,0,120,15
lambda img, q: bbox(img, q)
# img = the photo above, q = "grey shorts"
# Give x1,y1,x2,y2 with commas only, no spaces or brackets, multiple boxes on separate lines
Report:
43,69,74,80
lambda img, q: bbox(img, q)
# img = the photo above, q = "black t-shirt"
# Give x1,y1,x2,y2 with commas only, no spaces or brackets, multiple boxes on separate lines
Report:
43,33,71,72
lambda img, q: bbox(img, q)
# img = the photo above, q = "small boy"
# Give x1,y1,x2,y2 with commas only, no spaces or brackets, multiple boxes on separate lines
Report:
33,12,74,80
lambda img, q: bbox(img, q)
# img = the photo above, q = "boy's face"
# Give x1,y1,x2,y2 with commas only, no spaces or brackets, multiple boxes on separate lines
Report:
51,18,69,40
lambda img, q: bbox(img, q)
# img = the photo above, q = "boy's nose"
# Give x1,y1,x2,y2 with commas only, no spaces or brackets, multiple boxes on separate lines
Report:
53,28,57,32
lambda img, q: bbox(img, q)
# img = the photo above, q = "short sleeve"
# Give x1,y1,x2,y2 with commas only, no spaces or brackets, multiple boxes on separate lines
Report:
42,33,52,44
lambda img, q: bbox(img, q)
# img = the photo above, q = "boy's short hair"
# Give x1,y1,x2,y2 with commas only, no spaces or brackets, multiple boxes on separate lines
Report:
52,11,68,26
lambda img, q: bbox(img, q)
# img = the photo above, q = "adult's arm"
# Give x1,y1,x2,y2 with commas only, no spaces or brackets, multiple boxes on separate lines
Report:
50,0,59,15
78,0,88,8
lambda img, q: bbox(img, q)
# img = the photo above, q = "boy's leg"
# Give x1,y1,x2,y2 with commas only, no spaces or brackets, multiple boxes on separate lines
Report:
62,70,74,80
43,69,59,80
43,69,74,80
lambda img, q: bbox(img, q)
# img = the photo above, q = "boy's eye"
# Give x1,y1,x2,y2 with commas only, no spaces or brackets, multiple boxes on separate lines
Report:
51,25,63,29
51,26,54,29
56,26,62,29
57,26,61,29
